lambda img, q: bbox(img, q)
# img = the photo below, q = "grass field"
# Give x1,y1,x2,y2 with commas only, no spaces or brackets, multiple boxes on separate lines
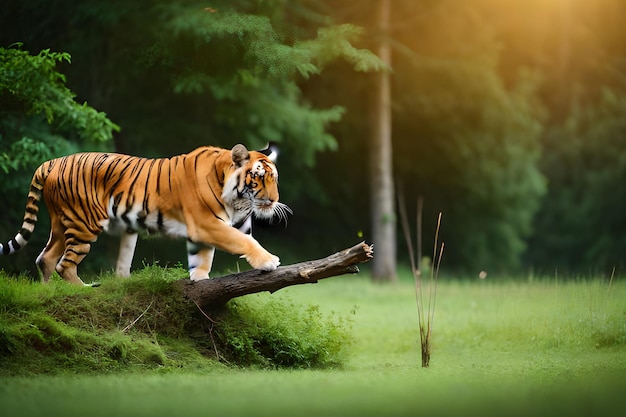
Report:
1,271,625,417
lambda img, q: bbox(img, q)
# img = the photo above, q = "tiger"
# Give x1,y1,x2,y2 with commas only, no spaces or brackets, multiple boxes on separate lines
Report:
0,144,291,286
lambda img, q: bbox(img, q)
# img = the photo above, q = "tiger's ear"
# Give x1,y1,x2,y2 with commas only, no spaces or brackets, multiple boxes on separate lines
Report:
258,142,279,162
231,144,250,167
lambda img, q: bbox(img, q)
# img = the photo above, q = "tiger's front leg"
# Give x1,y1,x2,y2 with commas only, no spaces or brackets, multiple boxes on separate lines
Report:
190,222,280,273
186,239,215,281
239,237,281,271
115,231,138,278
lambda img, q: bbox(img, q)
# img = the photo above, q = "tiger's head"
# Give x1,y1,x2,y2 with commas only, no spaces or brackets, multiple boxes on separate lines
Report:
222,144,291,226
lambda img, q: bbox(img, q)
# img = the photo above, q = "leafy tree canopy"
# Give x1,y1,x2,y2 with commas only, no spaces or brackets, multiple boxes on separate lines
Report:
0,44,119,174
159,2,382,165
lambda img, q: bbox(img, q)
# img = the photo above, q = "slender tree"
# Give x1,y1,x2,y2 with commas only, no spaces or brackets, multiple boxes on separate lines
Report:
369,0,396,281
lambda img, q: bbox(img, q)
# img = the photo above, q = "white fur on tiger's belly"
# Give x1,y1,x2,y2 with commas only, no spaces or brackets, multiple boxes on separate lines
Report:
102,199,189,238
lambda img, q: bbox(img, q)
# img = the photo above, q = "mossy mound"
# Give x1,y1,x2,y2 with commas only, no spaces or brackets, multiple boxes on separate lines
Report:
0,266,351,376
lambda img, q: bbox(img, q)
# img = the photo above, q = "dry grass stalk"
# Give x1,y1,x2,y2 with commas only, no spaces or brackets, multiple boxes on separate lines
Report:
398,191,444,368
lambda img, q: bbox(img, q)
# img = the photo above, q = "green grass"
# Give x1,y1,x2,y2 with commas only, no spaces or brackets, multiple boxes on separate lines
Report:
1,271,625,417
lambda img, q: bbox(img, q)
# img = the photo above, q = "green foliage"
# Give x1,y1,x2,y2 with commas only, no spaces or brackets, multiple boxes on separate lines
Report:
0,43,119,168
528,89,626,272
160,3,381,165
389,17,545,273
166,5,381,80
0,45,119,171
215,296,351,368
0,268,352,376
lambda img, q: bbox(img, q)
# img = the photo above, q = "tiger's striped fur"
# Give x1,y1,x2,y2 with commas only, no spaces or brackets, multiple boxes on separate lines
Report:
0,144,290,285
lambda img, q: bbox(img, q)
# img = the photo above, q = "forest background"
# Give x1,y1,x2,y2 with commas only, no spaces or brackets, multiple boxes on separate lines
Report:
1,0,625,279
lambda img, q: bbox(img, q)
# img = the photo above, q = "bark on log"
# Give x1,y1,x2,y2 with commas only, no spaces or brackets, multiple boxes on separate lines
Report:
177,242,373,309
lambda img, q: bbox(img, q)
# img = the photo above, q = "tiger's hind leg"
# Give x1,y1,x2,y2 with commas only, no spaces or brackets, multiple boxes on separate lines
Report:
187,239,215,281
55,226,98,286
35,222,66,283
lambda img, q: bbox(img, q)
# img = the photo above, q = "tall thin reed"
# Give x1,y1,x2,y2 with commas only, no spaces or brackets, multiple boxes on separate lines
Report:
397,191,444,368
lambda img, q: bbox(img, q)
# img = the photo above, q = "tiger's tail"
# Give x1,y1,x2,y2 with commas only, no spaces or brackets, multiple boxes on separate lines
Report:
0,164,47,255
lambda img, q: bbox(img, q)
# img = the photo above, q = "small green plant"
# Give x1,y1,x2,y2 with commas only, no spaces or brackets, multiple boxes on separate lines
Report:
213,296,351,369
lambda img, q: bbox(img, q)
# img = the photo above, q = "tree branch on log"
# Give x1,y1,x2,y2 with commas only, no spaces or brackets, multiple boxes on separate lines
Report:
176,242,373,310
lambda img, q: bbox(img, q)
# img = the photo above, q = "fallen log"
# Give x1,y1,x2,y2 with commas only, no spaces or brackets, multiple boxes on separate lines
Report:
176,242,373,309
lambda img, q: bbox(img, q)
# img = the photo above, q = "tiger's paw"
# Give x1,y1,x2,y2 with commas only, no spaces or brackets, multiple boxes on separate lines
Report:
245,252,280,271
189,268,210,281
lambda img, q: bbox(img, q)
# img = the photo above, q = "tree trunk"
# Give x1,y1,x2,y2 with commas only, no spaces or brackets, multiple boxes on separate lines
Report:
369,0,396,281
556,0,574,119
177,242,373,310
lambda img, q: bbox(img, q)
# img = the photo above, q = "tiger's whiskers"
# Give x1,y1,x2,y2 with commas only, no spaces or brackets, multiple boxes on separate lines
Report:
273,202,293,227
